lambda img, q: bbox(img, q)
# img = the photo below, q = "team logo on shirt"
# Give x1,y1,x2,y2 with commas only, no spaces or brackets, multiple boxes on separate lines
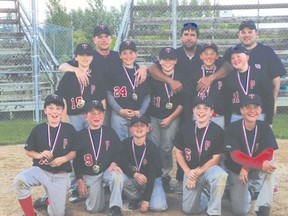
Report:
218,81,223,90
143,159,147,166
105,140,110,151
63,138,68,149
204,140,211,151
255,64,261,69
250,80,255,89
91,85,96,94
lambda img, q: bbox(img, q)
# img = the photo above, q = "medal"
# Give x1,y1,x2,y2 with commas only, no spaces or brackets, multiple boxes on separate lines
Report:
93,164,100,173
132,92,138,101
165,102,173,109
77,98,85,109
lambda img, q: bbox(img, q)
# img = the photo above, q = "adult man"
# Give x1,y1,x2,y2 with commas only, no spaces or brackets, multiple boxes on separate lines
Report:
148,22,233,193
224,20,286,114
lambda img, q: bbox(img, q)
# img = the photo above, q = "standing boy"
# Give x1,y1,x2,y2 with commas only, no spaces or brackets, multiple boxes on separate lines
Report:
174,95,227,216
107,40,151,141
119,115,168,213
224,94,278,216
73,100,124,216
13,94,78,216
147,47,183,192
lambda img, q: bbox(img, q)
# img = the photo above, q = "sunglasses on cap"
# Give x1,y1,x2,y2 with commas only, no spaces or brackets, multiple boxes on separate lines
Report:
183,22,198,28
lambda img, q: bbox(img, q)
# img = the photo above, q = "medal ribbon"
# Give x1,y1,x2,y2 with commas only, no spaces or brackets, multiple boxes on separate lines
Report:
132,140,146,172
201,65,216,95
195,122,210,157
123,65,137,93
242,120,258,157
164,72,175,101
237,66,251,95
88,127,103,163
47,123,62,154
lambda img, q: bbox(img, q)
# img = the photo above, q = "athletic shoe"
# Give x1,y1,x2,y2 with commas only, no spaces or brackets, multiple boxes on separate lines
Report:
109,206,122,216
256,206,270,216
69,190,84,203
33,195,48,210
173,181,183,194
162,175,174,193
128,200,140,210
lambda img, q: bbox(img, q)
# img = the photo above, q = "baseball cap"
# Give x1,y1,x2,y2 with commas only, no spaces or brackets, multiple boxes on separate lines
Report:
130,115,150,127
44,94,64,108
241,94,262,107
119,40,137,53
84,100,105,113
193,95,214,109
159,47,177,60
93,25,111,37
74,43,94,56
181,22,199,36
239,20,257,31
201,42,218,53
229,44,248,55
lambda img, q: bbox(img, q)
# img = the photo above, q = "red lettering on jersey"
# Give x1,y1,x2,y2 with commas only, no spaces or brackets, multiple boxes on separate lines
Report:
218,81,223,90
250,80,255,89
152,96,161,108
143,158,147,166
63,138,68,149
232,91,240,104
84,154,93,166
197,91,207,98
39,158,49,165
71,96,83,110
91,85,96,94
105,140,110,151
113,86,127,98
205,140,211,151
184,148,191,161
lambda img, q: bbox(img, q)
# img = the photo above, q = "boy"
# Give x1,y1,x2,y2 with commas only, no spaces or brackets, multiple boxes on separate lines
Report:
56,42,106,203
173,95,227,216
107,40,151,141
13,94,78,216
119,115,168,213
224,44,274,126
147,47,183,193
73,100,124,216
224,94,278,216
183,42,226,128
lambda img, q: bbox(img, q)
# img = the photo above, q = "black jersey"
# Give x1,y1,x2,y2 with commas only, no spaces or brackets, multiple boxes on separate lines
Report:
107,63,151,110
224,65,274,124
57,71,106,115
173,120,224,169
119,137,163,202
25,122,78,173
73,125,122,178
147,71,184,119
223,120,278,175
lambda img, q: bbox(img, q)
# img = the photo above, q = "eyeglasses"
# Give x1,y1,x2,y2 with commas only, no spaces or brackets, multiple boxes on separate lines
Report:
183,22,198,29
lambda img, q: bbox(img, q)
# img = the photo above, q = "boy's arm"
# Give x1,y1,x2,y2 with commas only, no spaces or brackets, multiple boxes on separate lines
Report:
195,154,221,177
175,148,190,176
148,63,182,93
25,149,53,160
107,91,122,113
138,95,151,115
50,151,76,167
197,61,233,92
161,105,183,127
135,65,148,85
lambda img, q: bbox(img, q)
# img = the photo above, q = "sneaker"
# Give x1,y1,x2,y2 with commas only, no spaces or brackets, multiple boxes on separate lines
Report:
33,195,48,210
162,176,174,193
256,206,270,216
128,200,140,210
109,206,122,216
173,181,183,194
69,190,84,203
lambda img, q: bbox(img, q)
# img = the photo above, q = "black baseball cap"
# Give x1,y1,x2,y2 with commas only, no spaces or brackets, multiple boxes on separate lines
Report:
241,94,262,107
44,94,64,108
130,115,150,127
159,47,177,60
74,43,94,56
239,20,257,31
119,40,137,53
229,44,248,55
201,42,218,54
84,100,105,113
93,25,111,37
181,22,199,36
193,95,214,109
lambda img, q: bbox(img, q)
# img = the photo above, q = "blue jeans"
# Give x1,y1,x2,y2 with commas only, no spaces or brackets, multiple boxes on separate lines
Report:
123,175,168,211
111,110,131,141
148,116,180,177
182,165,227,215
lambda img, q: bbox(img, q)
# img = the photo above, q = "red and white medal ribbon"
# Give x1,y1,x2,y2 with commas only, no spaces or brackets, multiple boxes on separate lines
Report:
164,72,174,101
237,66,251,95
88,127,103,164
195,122,210,157
242,120,258,157
201,65,216,96
123,65,137,94
47,123,62,154
132,140,146,172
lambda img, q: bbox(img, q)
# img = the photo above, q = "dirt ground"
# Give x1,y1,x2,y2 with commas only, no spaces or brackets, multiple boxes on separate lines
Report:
0,139,287,216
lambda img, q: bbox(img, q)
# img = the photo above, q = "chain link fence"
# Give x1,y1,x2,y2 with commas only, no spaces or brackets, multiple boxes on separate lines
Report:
0,0,287,139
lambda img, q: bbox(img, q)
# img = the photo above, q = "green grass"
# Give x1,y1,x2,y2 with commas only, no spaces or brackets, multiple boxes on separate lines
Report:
0,114,287,145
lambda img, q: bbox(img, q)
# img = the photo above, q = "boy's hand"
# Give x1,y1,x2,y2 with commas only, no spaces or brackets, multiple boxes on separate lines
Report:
75,68,90,87
38,150,53,160
49,156,66,167
186,178,196,190
119,109,135,119
262,160,276,174
109,162,123,174
140,200,149,213
239,167,249,184
134,172,147,185
77,179,88,198
160,117,172,128
135,66,147,85
197,75,214,92
168,79,182,93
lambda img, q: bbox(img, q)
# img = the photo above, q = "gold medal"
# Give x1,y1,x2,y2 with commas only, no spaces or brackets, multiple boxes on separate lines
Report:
132,93,138,101
93,164,100,173
165,102,173,110
77,98,85,109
